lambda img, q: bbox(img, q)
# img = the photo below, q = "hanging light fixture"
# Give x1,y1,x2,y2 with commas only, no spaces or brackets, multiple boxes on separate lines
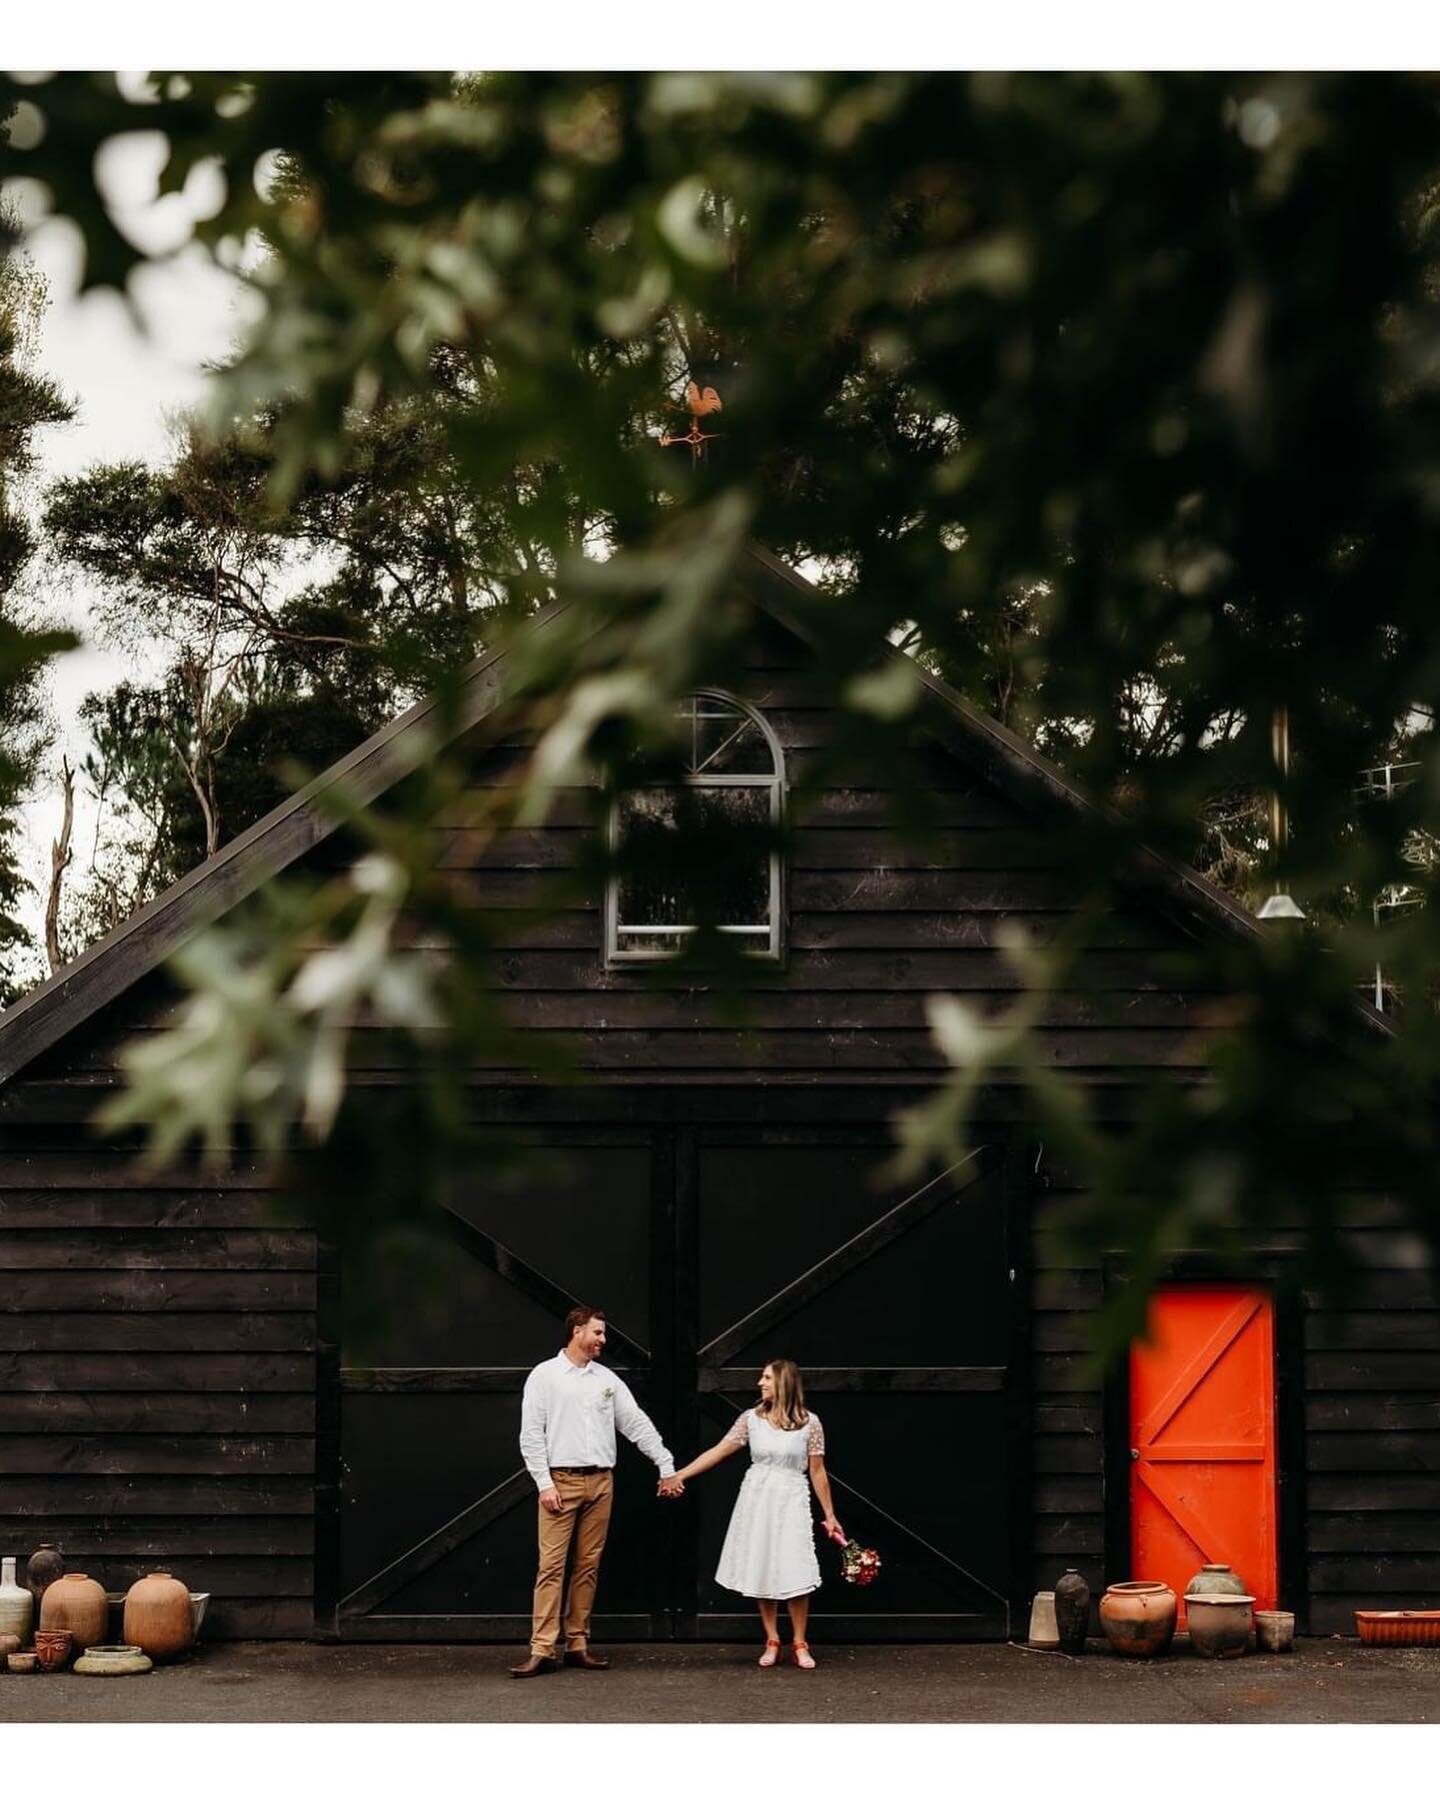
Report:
1259,706,1305,921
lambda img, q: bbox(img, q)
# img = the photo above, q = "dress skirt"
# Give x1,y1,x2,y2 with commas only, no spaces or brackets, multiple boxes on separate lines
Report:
714,1462,822,1601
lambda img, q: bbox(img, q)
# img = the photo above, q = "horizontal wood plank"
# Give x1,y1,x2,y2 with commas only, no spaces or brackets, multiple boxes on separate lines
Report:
0,1230,315,1271
0,1270,316,1312
0,1353,315,1392
0,1313,316,1352
0,1392,315,1433
0,1435,315,1474
0,1476,315,1516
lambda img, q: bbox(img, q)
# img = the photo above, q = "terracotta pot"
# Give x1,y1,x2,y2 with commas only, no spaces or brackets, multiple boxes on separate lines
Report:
124,1571,193,1661
1054,1567,1091,1654
33,1628,73,1672
1099,1580,1177,1657
26,1544,65,1605
1028,1590,1059,1649
1254,1610,1295,1652
1186,1592,1255,1658
41,1572,108,1648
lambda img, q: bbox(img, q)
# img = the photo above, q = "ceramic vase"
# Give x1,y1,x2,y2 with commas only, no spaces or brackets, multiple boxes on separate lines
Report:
0,1557,34,1648
1185,1592,1255,1658
124,1571,193,1661
1054,1567,1091,1653
33,1628,73,1672
1184,1562,1249,1601
1099,1580,1177,1657
1028,1589,1059,1649
40,1572,108,1647
25,1543,65,1605
1254,1610,1295,1653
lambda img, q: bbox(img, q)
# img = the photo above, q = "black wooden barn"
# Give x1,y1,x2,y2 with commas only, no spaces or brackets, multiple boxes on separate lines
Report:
0,544,1434,1643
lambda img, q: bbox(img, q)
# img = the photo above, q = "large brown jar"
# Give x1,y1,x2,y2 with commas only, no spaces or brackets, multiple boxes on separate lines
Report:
40,1572,107,1647
124,1572,193,1661
1098,1581,1177,1657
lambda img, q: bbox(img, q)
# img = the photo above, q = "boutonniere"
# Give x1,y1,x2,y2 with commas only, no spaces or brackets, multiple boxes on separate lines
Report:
602,1386,614,1400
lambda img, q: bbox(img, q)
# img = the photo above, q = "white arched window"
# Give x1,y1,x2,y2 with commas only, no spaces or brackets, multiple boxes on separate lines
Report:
605,691,784,963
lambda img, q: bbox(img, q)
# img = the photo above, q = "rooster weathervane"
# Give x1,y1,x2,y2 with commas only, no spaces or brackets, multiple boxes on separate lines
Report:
660,379,723,461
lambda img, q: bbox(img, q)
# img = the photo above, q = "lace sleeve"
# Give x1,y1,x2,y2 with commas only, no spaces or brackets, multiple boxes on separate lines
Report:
723,1411,750,1450
806,1413,825,1457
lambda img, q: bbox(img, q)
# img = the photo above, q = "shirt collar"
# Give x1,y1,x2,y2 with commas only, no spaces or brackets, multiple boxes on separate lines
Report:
557,1350,594,1374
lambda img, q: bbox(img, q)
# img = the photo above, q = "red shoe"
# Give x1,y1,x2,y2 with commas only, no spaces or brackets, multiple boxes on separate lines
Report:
792,1641,816,1670
758,1638,781,1668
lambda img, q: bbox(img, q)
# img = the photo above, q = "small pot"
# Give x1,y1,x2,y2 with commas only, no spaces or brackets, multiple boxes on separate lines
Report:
1186,1592,1255,1659
1028,1589,1059,1649
1254,1609,1295,1652
7,1652,36,1673
1054,1567,1091,1654
33,1627,73,1672
1099,1580,1177,1657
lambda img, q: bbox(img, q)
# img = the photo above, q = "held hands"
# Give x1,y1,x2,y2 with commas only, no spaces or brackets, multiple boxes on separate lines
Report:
657,1475,686,1498
822,1516,846,1545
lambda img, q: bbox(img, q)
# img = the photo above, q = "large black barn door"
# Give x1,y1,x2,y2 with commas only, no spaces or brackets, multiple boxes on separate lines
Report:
330,1114,1019,1641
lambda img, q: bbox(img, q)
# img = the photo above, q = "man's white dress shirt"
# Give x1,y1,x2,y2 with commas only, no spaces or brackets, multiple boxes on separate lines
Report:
519,1350,675,1493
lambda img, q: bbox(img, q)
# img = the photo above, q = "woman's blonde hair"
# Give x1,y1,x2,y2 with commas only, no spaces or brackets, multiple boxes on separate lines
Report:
756,1358,808,1430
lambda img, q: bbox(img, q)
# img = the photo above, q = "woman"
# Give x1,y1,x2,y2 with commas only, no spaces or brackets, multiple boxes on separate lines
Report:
671,1359,843,1669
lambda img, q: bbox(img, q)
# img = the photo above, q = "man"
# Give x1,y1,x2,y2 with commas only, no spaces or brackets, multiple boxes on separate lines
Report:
511,1305,684,1677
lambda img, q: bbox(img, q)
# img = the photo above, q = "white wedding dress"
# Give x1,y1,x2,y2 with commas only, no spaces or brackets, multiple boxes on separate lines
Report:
714,1407,825,1601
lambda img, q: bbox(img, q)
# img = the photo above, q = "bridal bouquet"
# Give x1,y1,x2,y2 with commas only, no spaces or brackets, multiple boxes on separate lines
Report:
838,1538,881,1587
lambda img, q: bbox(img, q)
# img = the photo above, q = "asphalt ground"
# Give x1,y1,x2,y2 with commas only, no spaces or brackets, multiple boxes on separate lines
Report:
1,1638,1437,1723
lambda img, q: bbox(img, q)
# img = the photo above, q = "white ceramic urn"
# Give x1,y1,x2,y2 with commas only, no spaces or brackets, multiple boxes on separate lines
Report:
0,1556,35,1647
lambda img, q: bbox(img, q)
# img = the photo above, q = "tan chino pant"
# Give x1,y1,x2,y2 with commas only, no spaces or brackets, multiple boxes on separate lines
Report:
530,1469,614,1659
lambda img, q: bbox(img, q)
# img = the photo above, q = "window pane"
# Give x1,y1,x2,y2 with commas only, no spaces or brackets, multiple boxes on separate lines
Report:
690,702,775,776
615,784,771,952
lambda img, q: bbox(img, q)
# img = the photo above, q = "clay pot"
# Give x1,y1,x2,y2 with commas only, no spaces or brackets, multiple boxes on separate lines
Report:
25,1544,65,1605
1254,1609,1295,1652
124,1571,193,1661
1099,1580,1177,1657
1054,1567,1092,1654
1184,1562,1249,1600
1028,1589,1059,1649
1186,1592,1255,1658
41,1572,108,1648
7,1652,36,1673
33,1628,73,1672
0,1556,34,1647
73,1644,151,1676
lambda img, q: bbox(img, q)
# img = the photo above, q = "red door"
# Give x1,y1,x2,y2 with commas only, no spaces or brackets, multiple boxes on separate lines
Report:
1129,1285,1277,1612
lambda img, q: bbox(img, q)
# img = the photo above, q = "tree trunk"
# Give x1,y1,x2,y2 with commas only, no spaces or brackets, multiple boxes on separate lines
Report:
45,756,75,974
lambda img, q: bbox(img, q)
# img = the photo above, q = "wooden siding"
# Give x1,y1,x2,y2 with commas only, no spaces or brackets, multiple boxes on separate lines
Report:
0,1145,316,1639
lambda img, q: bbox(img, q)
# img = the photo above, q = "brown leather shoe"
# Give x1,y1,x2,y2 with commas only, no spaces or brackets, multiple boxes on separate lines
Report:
563,1648,609,1670
509,1655,559,1678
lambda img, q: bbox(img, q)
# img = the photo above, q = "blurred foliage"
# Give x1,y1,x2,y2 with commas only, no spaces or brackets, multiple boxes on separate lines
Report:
8,71,1440,1346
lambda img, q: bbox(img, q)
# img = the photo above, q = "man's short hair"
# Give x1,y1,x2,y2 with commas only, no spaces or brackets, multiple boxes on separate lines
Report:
565,1305,606,1341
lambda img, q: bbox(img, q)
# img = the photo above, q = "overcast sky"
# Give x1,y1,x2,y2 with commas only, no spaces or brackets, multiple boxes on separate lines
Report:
10,134,254,972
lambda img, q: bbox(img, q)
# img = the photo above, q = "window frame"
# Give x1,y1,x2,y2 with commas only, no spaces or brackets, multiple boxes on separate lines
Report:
603,689,786,967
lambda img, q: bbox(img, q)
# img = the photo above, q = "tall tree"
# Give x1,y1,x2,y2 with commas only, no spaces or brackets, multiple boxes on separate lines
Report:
0,197,77,1002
